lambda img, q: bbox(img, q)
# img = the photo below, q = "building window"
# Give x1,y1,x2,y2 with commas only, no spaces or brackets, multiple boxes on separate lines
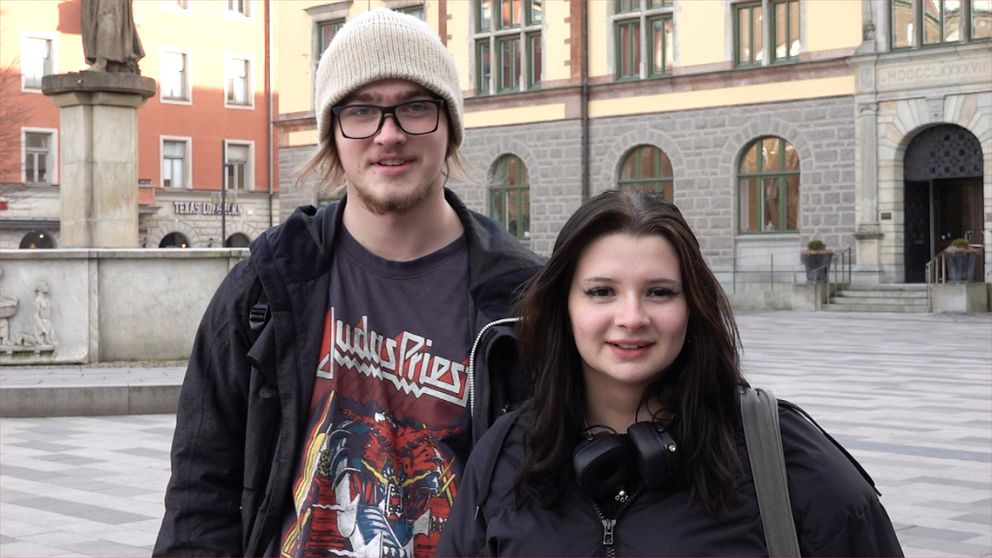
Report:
891,0,991,48
162,139,190,188
227,0,250,17
224,142,252,192
21,36,53,90
161,50,189,101
225,57,251,106
738,136,800,234
617,145,674,201
395,4,426,20
23,130,54,184
613,0,673,80
734,1,763,67
734,0,803,67
489,154,530,240
318,19,344,54
474,0,542,95
771,0,799,62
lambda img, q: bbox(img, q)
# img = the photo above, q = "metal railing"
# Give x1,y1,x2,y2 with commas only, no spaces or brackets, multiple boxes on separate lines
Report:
924,252,948,313
729,246,853,310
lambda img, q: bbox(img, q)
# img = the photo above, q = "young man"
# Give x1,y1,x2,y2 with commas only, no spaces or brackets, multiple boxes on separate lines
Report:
154,9,542,557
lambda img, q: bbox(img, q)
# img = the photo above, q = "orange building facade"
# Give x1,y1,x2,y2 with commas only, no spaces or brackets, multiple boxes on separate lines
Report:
0,0,276,249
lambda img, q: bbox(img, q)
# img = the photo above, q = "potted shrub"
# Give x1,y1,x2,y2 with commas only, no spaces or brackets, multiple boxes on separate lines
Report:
944,238,979,282
801,239,833,283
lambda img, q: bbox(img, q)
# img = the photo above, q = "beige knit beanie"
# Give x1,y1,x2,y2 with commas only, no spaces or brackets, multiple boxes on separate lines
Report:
314,8,464,148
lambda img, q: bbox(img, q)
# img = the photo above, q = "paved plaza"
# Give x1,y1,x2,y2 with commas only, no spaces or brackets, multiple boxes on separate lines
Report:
1,311,990,556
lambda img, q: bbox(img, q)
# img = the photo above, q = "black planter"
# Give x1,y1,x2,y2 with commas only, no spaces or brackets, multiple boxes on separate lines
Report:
945,251,977,282
801,252,833,283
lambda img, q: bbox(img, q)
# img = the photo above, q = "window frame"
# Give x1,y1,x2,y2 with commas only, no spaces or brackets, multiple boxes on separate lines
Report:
889,0,990,49
22,128,57,185
393,3,426,20
616,145,674,201
737,136,800,234
160,47,192,104
611,0,675,81
161,136,193,189
770,0,799,63
474,0,543,95
489,154,531,241
225,0,251,19
223,54,254,109
733,1,763,68
20,32,56,92
224,139,254,192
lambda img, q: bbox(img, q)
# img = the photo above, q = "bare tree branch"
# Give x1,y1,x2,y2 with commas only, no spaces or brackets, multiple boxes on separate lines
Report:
0,60,33,183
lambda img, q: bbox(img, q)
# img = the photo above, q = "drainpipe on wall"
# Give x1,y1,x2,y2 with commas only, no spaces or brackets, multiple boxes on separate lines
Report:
265,0,274,227
580,0,590,202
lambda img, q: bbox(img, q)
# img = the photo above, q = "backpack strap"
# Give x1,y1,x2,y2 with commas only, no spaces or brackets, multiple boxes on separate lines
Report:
245,277,270,345
474,409,520,521
740,387,801,558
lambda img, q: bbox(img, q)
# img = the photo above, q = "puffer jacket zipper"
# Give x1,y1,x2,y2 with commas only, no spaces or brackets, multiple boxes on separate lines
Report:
467,316,522,421
591,489,640,557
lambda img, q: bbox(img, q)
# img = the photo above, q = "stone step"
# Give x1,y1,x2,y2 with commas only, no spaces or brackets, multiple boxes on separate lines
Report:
831,295,929,306
833,290,929,300
823,303,929,313
839,285,928,292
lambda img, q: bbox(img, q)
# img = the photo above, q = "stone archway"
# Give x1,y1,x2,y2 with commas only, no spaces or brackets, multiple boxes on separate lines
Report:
903,125,984,282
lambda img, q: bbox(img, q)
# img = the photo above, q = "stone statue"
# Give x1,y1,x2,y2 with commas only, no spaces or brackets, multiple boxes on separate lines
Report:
34,281,55,346
82,0,145,73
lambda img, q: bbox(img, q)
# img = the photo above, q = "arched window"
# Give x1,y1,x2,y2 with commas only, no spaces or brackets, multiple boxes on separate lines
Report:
738,136,799,233
19,230,56,249
617,145,674,201
159,232,190,248
225,233,251,247
489,154,530,240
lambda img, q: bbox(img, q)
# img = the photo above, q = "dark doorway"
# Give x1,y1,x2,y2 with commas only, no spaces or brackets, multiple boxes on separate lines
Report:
19,230,56,249
159,232,190,248
225,233,250,247
903,125,984,283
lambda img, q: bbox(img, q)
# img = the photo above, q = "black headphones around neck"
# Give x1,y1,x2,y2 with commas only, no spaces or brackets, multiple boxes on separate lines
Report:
572,419,682,501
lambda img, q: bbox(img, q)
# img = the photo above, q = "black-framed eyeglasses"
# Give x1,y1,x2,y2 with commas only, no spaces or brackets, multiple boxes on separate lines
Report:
331,99,446,139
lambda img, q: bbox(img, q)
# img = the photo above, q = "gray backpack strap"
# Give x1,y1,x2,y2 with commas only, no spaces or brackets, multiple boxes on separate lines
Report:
740,387,801,557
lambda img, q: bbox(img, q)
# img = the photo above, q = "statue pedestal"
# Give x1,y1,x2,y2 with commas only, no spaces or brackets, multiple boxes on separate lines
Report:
42,72,155,248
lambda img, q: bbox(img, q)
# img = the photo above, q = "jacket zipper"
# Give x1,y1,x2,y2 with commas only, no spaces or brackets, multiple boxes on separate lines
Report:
467,316,522,421
591,489,639,558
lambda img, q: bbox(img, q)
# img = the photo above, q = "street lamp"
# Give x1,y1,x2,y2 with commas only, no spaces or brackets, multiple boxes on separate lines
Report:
222,160,233,247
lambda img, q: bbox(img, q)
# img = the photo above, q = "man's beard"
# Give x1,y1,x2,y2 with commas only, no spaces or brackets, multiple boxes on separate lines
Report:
351,175,440,216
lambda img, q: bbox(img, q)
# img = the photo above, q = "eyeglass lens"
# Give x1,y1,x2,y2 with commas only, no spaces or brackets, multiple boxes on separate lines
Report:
337,100,441,139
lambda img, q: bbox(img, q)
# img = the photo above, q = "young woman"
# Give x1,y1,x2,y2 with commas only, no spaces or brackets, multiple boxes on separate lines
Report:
438,190,902,557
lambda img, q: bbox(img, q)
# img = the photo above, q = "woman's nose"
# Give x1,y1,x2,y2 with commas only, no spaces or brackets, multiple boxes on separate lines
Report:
616,295,649,329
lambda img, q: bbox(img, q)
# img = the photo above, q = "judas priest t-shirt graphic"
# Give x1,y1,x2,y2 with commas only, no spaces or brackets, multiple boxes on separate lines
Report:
280,229,470,558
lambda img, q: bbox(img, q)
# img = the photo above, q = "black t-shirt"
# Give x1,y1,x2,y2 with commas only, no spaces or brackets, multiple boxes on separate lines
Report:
279,226,470,558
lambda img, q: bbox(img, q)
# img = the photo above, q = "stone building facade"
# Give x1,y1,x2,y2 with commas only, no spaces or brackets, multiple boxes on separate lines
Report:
273,0,990,298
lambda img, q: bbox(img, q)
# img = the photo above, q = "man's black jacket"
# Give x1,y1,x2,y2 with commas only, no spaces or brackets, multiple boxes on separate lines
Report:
153,190,543,556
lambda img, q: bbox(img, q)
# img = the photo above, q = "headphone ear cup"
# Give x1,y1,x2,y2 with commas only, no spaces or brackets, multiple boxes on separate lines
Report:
627,421,681,491
573,434,635,501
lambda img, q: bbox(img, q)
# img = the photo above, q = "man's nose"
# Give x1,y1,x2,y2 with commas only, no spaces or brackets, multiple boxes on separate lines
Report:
374,114,407,144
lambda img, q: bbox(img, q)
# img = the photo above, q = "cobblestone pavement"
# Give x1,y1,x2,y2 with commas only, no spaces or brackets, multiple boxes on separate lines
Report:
1,311,990,557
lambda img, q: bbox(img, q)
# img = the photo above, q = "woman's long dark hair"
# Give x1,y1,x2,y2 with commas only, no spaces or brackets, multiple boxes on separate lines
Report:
514,190,743,514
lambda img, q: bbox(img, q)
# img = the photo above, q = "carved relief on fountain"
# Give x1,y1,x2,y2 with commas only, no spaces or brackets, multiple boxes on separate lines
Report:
0,267,57,355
